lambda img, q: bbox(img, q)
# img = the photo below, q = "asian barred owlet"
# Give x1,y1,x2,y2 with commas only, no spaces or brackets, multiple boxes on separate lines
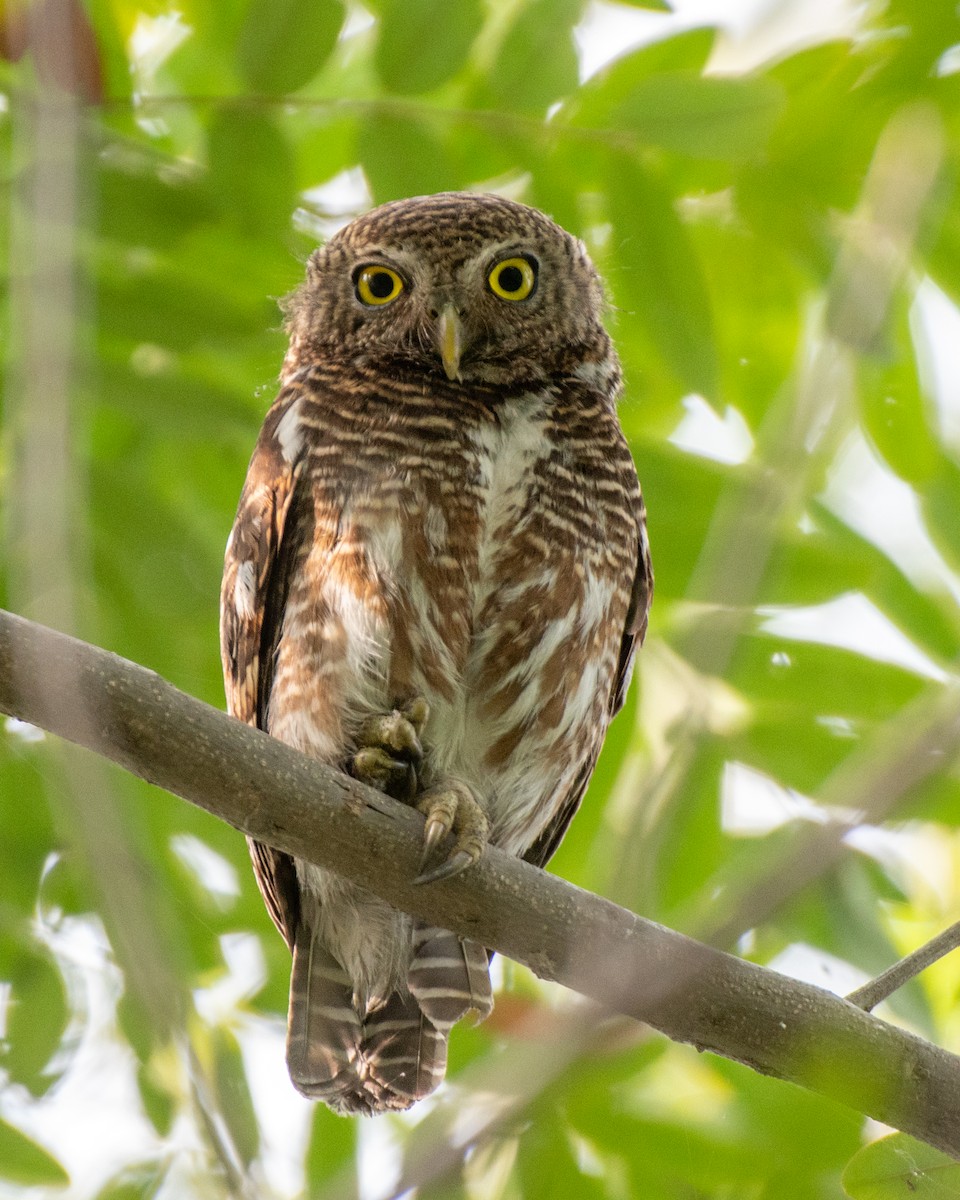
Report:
220,192,652,1115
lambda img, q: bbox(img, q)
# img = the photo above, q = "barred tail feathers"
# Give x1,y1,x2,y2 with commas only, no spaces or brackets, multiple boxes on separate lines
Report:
286,922,491,1114
407,925,493,1030
286,924,365,1112
361,990,448,1109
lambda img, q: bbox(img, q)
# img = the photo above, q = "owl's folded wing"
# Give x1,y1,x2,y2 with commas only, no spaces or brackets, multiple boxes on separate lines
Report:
220,387,306,951
522,523,653,871
610,521,654,719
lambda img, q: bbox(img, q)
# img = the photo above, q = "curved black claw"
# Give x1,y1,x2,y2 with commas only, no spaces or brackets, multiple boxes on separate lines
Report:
414,851,474,886
414,781,488,886
351,746,417,803
348,697,430,803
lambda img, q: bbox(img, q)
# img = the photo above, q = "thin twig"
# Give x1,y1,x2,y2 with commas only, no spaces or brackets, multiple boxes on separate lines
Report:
848,921,960,1013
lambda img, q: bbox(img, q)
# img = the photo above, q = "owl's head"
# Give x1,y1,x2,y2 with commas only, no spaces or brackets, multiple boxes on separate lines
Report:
283,192,614,389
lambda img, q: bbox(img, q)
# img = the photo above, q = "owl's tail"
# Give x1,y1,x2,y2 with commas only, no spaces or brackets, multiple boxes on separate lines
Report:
286,921,492,1115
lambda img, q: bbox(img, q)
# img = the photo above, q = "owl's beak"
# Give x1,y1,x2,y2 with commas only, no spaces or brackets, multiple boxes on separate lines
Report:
436,303,463,381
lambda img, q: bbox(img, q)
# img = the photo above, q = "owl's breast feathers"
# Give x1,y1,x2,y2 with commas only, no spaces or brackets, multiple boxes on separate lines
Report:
221,355,650,1112
223,360,650,869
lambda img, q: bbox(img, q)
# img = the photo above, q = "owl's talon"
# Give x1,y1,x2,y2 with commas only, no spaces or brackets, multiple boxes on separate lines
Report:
402,696,430,739
420,816,451,866
414,851,474,886
414,781,488,885
357,709,424,766
349,698,430,803
350,746,417,803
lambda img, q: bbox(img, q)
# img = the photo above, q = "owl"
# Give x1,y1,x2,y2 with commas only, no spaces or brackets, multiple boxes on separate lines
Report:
220,192,652,1115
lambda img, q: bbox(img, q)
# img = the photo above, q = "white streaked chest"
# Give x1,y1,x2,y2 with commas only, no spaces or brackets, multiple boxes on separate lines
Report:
471,397,553,589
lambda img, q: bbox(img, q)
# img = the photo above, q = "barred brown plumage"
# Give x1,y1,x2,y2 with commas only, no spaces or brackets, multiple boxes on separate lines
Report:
220,192,652,1115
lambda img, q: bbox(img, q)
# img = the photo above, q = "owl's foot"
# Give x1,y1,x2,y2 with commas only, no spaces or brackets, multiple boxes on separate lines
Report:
414,781,488,885
349,698,429,804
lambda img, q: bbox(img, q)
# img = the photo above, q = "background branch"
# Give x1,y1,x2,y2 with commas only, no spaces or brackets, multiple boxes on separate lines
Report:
2,608,960,1159
848,921,960,1013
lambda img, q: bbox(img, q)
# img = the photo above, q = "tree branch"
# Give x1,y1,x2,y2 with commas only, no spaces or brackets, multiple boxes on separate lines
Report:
2,608,960,1157
848,921,960,1013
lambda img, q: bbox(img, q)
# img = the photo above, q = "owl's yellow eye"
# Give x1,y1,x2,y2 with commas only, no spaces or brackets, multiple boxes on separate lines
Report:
487,256,536,301
356,266,404,306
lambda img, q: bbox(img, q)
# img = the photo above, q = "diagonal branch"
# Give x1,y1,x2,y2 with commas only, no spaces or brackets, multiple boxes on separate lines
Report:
2,607,960,1158
848,921,960,1013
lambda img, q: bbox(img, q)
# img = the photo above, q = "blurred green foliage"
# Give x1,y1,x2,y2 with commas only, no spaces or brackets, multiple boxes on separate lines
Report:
2,0,960,1196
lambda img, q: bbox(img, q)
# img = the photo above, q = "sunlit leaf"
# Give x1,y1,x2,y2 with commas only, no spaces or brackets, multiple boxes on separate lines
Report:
0,1119,69,1186
84,0,134,99
842,1132,960,1198
617,0,672,10
136,1060,176,1138
94,1162,165,1200
1,938,69,1097
211,1026,260,1167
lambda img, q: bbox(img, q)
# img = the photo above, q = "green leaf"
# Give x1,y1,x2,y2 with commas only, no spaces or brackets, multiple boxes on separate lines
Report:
94,1162,165,1200
137,1060,176,1137
924,457,960,579
236,0,344,94
1,939,70,1097
572,27,717,127
607,158,717,396
732,632,926,722
928,203,960,308
516,1117,607,1200
374,0,483,95
84,0,136,100
483,0,582,113
613,70,785,159
842,1133,960,1198
211,1026,260,1167
790,506,960,663
358,113,452,203
0,1119,69,1186
305,1102,357,1186
207,109,296,233
620,440,725,599
0,751,59,911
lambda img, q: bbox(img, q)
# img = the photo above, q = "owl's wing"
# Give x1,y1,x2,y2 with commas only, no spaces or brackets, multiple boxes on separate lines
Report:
610,524,654,718
220,388,305,952
522,527,652,870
